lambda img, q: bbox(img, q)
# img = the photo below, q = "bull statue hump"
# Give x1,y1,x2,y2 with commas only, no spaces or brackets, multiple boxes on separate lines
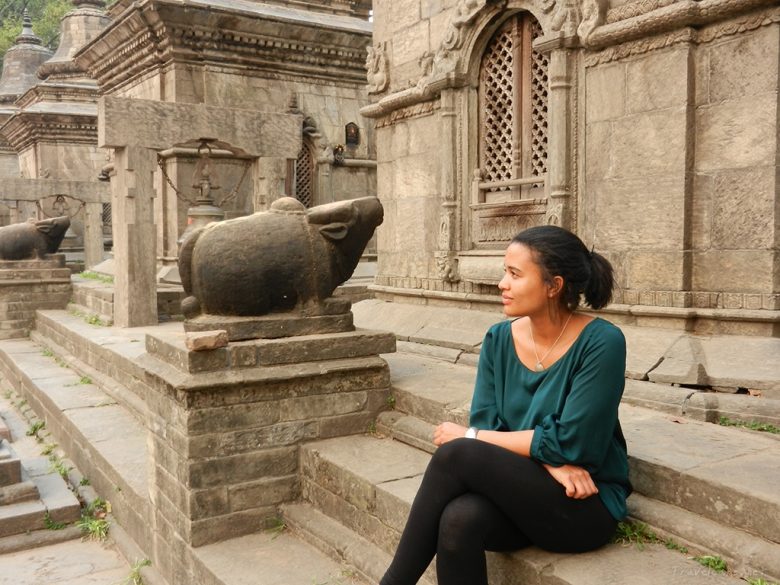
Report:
0,216,71,261
178,196,383,319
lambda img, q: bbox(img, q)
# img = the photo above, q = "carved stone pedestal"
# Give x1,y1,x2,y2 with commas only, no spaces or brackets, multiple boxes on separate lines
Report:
0,255,71,339
139,320,395,581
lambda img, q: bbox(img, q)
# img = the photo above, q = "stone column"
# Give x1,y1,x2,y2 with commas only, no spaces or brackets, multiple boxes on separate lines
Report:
83,201,104,269
253,157,287,211
110,146,158,327
7,203,20,224
434,88,459,283
18,201,38,222
544,46,575,228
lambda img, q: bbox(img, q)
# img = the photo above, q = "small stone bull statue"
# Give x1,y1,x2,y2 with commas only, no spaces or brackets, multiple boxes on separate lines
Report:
179,196,383,317
0,216,70,261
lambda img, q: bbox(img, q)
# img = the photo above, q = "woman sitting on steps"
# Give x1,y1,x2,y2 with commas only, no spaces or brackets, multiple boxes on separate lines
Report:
380,225,632,585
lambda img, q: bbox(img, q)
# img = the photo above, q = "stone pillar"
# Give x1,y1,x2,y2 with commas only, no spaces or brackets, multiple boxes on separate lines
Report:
253,157,288,211
18,201,38,222
545,47,575,229
83,201,104,269
7,203,20,224
110,146,158,327
434,88,459,283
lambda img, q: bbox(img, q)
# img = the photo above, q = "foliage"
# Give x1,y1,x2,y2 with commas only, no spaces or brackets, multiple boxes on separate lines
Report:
78,271,114,284
718,417,780,434
120,558,152,585
77,497,110,541
43,510,67,530
26,419,45,438
0,0,72,63
693,555,727,572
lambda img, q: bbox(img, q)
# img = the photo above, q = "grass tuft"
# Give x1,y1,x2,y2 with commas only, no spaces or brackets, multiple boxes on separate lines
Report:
77,497,110,541
718,417,780,434
693,555,727,572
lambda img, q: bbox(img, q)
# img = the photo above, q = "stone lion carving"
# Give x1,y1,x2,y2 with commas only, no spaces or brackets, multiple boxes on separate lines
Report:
366,44,389,94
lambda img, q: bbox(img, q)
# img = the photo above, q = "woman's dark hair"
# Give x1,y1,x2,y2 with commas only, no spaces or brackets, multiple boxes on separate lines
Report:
511,225,614,311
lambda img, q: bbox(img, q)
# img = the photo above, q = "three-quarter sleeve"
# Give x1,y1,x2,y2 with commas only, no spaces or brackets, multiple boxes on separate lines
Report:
530,325,626,470
469,326,505,430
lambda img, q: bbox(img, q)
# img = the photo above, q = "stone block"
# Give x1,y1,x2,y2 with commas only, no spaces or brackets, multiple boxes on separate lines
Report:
610,108,688,178
585,62,625,122
391,20,430,66
186,401,281,435
188,421,318,458
185,330,228,352
183,311,354,342
253,330,396,367
191,487,230,520
711,166,775,249
693,250,774,294
627,250,687,290
228,475,299,512
626,46,690,114
187,447,298,490
390,0,422,34
708,25,779,103
279,391,368,422
190,506,278,547
585,121,612,182
695,95,776,172
591,176,686,249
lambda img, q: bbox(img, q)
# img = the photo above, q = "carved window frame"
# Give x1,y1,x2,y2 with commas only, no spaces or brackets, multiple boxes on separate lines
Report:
478,12,548,201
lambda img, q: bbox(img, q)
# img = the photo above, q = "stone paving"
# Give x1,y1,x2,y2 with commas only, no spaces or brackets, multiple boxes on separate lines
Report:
0,539,131,585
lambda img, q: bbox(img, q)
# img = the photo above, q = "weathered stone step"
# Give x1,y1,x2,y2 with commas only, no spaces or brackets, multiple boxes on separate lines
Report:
0,439,21,487
189,523,371,585
629,493,780,582
383,349,780,545
0,336,153,551
300,435,747,585
282,502,431,585
32,309,182,422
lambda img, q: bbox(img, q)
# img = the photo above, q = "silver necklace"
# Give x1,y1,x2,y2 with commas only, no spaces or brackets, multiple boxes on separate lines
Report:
529,313,573,371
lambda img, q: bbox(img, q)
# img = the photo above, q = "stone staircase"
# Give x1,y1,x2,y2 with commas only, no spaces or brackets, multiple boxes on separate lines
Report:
0,304,777,585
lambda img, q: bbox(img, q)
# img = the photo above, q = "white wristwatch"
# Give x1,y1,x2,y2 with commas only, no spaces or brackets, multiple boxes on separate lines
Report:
465,426,479,439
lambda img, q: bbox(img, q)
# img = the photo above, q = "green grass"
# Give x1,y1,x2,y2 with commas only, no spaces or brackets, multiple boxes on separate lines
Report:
26,420,46,438
49,458,72,481
612,521,688,554
386,395,396,408
68,308,109,327
119,558,152,585
43,511,67,530
78,271,114,285
693,555,727,572
77,498,110,541
40,443,57,456
718,417,780,434
747,579,779,585
41,348,54,357
266,516,286,541
79,477,90,486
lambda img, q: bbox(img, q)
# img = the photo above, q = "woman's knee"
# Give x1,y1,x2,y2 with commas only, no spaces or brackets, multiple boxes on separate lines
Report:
430,438,481,472
438,494,493,552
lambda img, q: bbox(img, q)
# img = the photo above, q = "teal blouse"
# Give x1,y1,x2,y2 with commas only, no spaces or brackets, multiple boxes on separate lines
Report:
469,317,631,520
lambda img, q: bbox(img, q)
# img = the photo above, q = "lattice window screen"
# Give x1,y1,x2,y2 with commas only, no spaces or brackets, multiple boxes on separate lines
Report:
294,139,315,208
481,30,515,185
479,14,548,184
529,18,548,177
102,203,112,226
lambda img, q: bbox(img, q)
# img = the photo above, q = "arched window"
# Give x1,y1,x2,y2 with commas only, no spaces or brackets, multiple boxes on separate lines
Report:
479,13,548,196
293,137,316,208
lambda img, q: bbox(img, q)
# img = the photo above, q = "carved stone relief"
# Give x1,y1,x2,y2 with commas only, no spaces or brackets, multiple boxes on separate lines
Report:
366,43,389,94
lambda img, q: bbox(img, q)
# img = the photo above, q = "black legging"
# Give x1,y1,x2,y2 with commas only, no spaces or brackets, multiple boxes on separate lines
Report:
380,438,617,585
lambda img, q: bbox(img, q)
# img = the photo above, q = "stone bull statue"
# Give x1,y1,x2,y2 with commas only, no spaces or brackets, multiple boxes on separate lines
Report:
0,216,70,261
179,196,383,318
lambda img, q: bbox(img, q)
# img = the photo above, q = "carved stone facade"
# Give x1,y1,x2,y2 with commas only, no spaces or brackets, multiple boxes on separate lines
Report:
368,0,779,336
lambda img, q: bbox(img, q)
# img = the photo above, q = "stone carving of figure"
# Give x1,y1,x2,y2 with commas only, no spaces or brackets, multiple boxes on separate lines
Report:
366,44,389,94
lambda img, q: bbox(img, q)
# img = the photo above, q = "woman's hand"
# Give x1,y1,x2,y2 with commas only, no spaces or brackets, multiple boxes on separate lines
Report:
433,422,468,446
543,464,598,499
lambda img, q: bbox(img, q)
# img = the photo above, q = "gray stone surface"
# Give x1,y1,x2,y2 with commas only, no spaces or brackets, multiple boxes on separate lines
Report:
192,529,368,585
0,539,130,585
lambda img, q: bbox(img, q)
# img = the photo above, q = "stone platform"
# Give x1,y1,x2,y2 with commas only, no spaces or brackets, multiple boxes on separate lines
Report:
0,255,71,340
0,304,777,585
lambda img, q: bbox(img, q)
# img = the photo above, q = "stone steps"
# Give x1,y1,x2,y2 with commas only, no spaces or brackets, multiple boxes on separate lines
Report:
0,335,153,552
296,434,746,585
0,396,82,549
374,349,780,582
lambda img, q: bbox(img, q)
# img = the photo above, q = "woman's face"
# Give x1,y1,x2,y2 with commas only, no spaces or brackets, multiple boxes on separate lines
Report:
498,243,552,317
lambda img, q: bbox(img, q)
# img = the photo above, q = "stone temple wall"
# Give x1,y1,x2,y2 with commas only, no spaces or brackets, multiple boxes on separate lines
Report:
365,0,779,335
